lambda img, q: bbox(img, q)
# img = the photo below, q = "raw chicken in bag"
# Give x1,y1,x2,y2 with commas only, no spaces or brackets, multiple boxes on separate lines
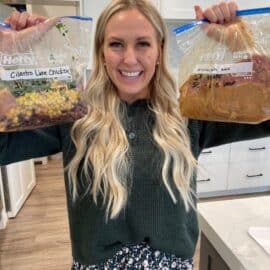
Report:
0,16,92,132
174,7,270,124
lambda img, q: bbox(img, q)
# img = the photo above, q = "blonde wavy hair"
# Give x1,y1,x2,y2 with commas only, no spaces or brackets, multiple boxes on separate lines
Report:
67,0,197,219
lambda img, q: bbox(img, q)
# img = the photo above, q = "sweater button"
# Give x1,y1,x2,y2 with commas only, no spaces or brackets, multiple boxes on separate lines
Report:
128,132,136,140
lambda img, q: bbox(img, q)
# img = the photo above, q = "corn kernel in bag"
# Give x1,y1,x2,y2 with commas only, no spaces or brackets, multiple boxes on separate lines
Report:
0,16,92,132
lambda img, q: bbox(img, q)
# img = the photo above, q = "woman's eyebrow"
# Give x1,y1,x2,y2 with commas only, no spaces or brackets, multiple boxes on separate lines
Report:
137,36,152,40
106,36,152,41
107,36,123,40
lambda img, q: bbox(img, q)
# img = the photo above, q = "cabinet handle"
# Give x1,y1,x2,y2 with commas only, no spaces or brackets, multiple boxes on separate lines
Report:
246,173,263,178
207,255,212,270
249,146,266,151
201,150,212,154
197,178,211,183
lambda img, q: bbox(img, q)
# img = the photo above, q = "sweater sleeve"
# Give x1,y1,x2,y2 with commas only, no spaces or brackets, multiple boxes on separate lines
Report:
0,125,62,166
196,120,270,150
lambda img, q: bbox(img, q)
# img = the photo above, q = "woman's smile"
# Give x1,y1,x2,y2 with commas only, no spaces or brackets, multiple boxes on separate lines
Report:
118,70,143,82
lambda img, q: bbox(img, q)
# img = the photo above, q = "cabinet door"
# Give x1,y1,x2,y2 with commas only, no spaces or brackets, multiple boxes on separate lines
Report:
197,164,228,193
160,0,270,19
227,161,270,190
0,170,8,229
198,144,230,165
199,233,230,270
20,159,36,195
230,138,270,163
5,159,36,218
228,138,270,190
197,144,230,193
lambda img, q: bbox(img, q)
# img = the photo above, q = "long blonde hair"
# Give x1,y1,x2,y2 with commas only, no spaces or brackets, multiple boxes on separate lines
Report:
67,0,197,219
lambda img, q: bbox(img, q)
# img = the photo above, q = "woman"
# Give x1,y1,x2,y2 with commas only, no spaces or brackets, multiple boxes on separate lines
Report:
1,1,269,269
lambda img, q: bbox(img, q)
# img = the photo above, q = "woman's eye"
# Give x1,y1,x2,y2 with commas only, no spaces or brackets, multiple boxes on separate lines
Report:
109,42,123,48
138,41,150,47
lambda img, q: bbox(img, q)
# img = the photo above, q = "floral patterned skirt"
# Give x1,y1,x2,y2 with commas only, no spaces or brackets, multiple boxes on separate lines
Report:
72,242,193,270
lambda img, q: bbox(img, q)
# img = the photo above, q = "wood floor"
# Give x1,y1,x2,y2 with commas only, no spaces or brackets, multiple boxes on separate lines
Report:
0,158,71,270
0,157,200,270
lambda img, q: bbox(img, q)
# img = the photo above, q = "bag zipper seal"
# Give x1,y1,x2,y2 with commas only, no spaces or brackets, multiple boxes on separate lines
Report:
0,15,93,29
173,6,270,35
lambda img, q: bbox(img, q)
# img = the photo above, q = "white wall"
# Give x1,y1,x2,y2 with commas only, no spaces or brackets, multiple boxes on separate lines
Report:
161,0,270,19
0,3,14,20
27,3,78,17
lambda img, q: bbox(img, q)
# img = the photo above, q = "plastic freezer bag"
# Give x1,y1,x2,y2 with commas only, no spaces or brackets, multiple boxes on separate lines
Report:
174,7,270,124
0,16,92,132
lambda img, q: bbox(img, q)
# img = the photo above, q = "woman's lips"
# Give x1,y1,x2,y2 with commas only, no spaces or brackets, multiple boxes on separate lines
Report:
119,70,143,80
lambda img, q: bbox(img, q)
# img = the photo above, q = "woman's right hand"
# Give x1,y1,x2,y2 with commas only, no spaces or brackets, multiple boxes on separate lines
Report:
5,10,47,30
0,11,58,52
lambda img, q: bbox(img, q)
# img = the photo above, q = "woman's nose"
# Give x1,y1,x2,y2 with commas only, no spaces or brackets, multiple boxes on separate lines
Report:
123,46,137,65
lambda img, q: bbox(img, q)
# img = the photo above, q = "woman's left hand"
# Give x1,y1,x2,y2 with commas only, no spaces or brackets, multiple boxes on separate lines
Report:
194,1,238,24
193,1,254,51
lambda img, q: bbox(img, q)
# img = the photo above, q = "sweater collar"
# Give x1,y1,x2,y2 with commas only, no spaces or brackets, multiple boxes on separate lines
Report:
121,99,150,108
120,99,153,124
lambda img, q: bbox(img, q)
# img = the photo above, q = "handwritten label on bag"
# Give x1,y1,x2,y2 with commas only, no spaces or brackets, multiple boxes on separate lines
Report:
194,62,253,75
0,66,72,81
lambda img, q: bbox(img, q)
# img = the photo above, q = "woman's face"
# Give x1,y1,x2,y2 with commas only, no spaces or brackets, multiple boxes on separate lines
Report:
103,8,160,103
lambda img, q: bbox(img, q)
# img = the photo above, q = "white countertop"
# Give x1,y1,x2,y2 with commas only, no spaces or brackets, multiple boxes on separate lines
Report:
198,195,270,270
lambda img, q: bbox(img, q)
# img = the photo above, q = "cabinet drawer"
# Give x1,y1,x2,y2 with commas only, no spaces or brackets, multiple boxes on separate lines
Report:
227,162,270,190
198,144,230,165
199,233,230,270
230,138,270,163
197,164,228,193
5,159,36,218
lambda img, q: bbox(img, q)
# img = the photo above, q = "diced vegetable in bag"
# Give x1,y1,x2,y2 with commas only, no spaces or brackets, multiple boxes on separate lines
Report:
0,16,92,132
174,7,270,124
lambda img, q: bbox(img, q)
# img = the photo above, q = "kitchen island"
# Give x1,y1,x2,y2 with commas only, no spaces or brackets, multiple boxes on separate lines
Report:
198,195,270,270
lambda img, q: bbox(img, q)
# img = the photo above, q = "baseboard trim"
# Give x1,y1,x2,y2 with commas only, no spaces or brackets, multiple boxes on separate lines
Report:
0,209,8,230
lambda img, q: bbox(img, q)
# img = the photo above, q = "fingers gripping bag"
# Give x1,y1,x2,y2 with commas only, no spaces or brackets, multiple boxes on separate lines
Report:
174,7,270,124
0,16,92,132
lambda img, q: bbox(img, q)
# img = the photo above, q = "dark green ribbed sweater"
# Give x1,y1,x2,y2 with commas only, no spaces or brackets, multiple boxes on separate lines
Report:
0,100,269,267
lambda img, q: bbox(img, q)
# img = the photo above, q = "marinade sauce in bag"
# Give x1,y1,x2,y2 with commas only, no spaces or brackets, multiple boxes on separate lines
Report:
174,7,270,124
0,16,92,132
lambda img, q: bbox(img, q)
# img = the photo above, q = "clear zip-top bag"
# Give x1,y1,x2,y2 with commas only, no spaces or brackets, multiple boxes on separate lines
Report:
0,16,92,132
174,7,270,124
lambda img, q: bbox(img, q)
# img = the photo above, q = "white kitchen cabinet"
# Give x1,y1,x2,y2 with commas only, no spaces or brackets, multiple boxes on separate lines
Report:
197,164,228,193
198,144,231,164
197,144,230,193
227,139,270,190
197,138,270,198
230,138,270,163
227,161,270,190
158,0,270,19
0,171,8,229
5,159,36,218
